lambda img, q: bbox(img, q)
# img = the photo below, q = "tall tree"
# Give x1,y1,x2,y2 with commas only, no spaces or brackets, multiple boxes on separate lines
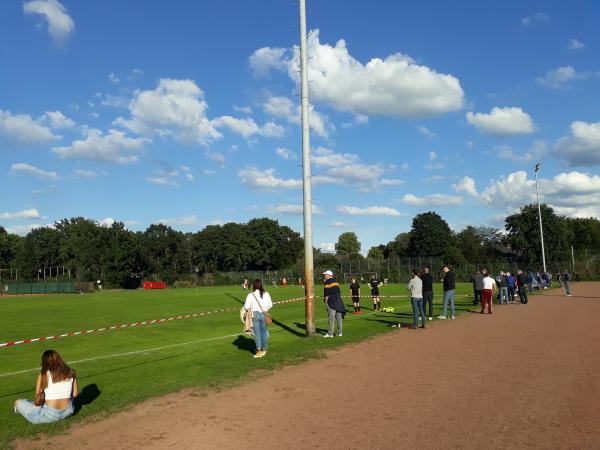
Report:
505,204,572,265
408,212,458,261
384,232,411,258
335,232,361,257
367,245,385,260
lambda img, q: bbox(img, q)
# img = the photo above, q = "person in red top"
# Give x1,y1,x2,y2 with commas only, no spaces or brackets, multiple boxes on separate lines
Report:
282,277,287,288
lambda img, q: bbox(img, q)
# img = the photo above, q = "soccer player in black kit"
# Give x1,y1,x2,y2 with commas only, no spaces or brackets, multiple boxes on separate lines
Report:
349,277,361,313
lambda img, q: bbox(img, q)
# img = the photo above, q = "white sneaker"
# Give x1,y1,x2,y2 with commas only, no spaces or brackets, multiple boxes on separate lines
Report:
337,333,343,337
323,334,333,338
428,317,433,321
437,315,447,320
450,316,455,320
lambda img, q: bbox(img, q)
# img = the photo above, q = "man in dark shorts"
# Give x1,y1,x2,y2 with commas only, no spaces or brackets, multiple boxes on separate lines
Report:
349,277,361,313
369,276,383,311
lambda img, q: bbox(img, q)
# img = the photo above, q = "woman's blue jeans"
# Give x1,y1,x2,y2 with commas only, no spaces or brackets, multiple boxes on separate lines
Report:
15,399,74,424
252,312,269,350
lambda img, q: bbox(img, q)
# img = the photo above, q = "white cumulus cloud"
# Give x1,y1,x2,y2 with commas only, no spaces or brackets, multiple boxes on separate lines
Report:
0,109,59,144
212,115,285,139
276,147,297,160
453,176,477,196
53,129,147,164
521,12,550,26
10,163,60,180
567,38,585,50
268,204,322,215
238,167,302,190
0,208,41,221
554,121,600,166
157,215,199,227
336,205,403,217
466,106,534,136
23,0,75,45
42,110,75,129
114,78,222,146
250,29,464,118
401,193,462,206
261,93,334,139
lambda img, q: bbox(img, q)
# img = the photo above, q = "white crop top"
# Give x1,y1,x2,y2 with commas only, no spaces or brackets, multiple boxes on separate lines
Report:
44,371,73,400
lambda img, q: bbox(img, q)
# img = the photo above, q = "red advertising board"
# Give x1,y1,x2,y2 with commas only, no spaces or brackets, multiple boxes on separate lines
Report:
143,281,166,289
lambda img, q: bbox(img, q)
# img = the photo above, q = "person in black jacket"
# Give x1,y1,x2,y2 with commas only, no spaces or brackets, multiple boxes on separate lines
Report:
420,267,434,321
438,266,455,320
516,269,528,304
472,270,484,305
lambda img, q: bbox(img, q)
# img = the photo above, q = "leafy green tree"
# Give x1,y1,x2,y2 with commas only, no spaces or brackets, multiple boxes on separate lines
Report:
408,212,457,260
384,232,411,258
335,232,361,257
367,245,385,260
505,204,572,265
15,226,62,277
103,222,144,288
0,227,22,268
565,217,600,250
141,224,187,281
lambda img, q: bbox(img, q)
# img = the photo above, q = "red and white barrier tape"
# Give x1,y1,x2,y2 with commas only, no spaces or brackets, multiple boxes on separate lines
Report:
0,293,467,348
0,295,307,348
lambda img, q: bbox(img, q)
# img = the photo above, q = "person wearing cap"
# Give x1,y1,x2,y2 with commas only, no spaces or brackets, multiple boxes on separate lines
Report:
322,270,346,338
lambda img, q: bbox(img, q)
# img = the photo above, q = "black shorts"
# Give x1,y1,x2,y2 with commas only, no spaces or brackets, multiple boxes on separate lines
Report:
371,290,379,297
351,295,360,302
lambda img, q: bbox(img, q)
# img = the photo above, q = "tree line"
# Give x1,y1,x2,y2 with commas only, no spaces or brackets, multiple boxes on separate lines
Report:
1,203,599,288
0,218,302,287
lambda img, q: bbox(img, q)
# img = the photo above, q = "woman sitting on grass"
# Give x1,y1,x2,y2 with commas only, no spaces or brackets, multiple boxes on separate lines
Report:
14,349,78,424
244,279,273,359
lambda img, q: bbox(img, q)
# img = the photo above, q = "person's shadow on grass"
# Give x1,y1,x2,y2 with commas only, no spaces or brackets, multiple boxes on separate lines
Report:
74,383,101,414
232,335,256,355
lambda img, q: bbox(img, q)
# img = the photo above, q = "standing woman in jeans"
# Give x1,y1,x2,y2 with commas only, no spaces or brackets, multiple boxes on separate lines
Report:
244,279,273,358
14,349,78,424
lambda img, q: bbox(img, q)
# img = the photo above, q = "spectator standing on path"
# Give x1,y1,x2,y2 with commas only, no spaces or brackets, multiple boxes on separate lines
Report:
438,266,455,320
472,270,484,305
408,270,426,329
497,271,509,305
506,272,516,303
244,279,273,358
323,270,346,337
420,267,434,321
349,277,361,314
562,270,573,296
369,275,383,311
480,272,496,314
516,270,528,304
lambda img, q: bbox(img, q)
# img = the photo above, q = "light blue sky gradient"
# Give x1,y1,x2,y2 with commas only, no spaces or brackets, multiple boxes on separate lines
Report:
1,0,599,253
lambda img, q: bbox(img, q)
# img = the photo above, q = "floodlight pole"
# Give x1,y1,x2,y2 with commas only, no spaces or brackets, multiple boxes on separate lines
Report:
534,163,547,274
299,0,316,337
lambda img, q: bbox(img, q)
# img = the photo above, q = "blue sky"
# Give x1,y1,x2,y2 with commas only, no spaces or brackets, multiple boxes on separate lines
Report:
1,0,599,253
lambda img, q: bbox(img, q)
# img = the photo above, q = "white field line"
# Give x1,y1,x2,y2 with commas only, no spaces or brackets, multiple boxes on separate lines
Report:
0,312,378,379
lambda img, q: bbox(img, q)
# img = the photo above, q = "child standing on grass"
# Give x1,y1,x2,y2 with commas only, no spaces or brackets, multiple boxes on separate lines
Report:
14,350,78,424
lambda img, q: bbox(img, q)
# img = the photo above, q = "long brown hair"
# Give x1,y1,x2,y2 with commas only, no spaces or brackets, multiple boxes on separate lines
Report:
40,350,75,389
252,279,265,298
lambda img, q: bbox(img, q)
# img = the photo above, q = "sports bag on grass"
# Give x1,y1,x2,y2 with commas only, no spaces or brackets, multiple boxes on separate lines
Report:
252,292,273,325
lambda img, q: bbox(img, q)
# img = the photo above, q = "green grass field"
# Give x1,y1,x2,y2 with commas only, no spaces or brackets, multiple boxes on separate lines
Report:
0,283,480,446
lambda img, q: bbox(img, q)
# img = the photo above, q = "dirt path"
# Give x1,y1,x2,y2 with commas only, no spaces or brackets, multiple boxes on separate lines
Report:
17,284,600,449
